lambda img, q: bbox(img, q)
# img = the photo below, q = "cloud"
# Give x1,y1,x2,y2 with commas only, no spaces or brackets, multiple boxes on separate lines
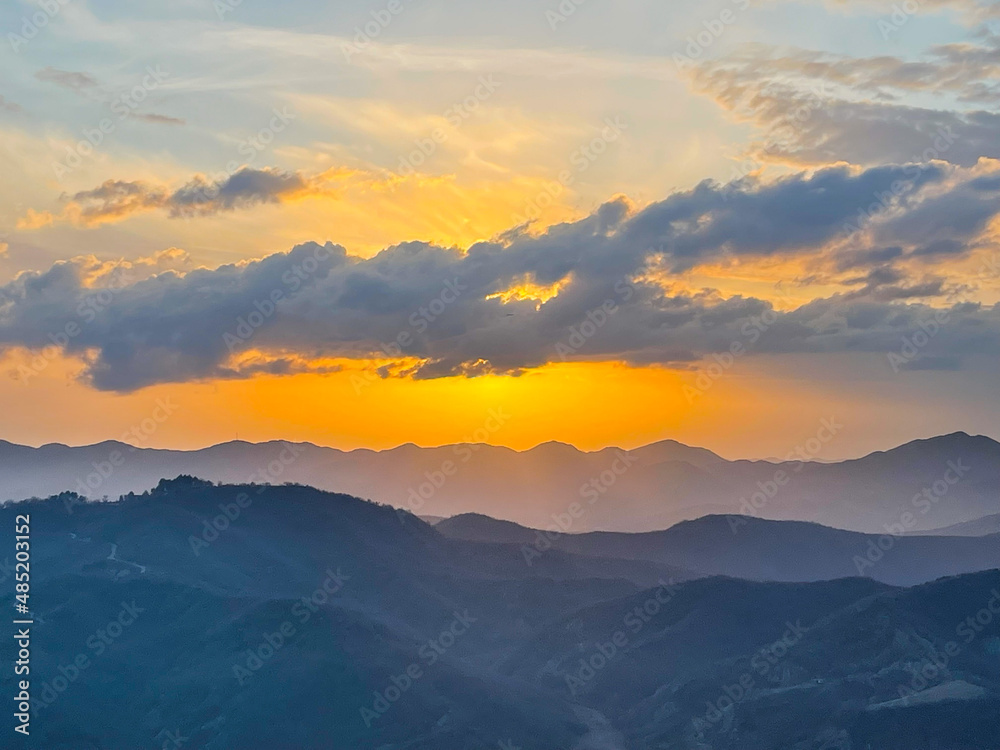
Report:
0,96,21,113
132,113,186,126
823,0,1000,24
2,162,998,391
15,209,55,230
22,167,327,228
33,67,181,125
35,67,100,93
688,36,1000,168
74,248,196,287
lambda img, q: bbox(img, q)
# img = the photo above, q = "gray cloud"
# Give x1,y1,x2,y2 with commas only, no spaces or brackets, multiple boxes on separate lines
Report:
0,96,21,113
690,36,1000,167
63,167,316,224
2,163,998,391
33,67,181,126
133,113,186,126
35,67,100,93
828,0,1000,24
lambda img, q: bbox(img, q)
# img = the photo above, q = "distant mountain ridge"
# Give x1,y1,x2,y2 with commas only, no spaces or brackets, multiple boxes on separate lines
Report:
1,431,998,534
918,513,1000,537
435,512,1000,586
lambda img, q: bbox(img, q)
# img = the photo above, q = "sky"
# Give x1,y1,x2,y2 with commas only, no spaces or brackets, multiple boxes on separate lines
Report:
0,0,999,460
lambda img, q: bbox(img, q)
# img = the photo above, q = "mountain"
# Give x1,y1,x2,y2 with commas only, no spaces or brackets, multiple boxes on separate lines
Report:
436,512,1000,586
2,481,998,749
1,431,998,535
499,569,1000,749
919,512,1000,537
0,479,673,749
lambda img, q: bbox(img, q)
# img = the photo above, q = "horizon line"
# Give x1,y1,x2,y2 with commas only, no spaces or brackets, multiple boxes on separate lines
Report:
0,429,994,465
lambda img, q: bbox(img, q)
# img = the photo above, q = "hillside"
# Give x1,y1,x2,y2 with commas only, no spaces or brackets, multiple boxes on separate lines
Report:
437,512,1000,586
1,481,998,748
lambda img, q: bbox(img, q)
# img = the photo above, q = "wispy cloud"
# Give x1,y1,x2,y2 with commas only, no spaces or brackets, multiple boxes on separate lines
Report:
21,167,333,227
35,67,100,94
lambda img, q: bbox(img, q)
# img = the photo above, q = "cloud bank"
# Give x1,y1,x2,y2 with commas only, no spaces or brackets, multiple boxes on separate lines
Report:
1,163,998,391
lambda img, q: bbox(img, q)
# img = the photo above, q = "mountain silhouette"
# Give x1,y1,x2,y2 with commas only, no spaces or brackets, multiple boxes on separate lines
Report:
2,431,997,534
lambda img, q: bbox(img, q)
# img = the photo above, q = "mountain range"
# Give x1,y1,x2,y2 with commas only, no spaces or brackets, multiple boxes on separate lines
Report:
3,479,998,749
434,512,1000,587
2,431,998,535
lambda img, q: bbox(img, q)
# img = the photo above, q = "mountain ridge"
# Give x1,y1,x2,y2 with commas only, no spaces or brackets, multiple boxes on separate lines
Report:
2,431,998,535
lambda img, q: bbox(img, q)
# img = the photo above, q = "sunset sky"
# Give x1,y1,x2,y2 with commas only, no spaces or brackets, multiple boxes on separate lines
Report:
1,0,999,459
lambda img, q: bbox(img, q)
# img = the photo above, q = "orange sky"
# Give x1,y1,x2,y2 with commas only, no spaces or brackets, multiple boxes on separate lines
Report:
2,1,999,458
4,348,998,460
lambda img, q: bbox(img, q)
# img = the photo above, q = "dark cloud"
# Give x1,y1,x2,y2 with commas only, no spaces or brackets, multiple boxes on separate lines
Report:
63,167,316,224
835,246,904,271
2,164,998,391
842,267,949,302
32,68,181,125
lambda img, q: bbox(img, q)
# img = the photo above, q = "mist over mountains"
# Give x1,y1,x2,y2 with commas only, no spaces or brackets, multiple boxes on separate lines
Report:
3,479,999,749
2,431,998,535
